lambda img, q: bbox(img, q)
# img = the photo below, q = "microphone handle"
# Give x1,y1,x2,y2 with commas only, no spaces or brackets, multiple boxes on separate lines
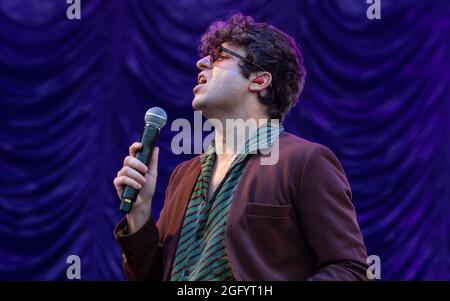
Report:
119,125,160,213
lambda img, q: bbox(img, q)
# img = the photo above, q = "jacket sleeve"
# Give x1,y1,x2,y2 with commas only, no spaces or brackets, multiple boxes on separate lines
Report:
113,162,183,281
296,144,370,281
114,216,163,280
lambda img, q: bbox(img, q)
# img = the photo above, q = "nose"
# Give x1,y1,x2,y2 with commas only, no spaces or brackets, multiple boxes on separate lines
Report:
196,55,212,71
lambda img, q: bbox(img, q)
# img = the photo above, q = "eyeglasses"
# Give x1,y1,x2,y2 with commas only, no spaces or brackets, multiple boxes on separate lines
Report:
209,45,266,72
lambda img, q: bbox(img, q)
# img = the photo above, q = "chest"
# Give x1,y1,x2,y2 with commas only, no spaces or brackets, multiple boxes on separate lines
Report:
206,164,230,201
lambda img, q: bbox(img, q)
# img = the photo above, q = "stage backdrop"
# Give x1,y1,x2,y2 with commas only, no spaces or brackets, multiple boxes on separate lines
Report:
0,0,449,280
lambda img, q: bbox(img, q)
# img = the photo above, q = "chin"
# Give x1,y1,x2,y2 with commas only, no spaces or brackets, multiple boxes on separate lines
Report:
192,95,208,110
191,98,201,110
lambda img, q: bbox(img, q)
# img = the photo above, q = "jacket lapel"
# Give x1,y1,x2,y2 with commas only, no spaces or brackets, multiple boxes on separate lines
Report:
163,157,202,280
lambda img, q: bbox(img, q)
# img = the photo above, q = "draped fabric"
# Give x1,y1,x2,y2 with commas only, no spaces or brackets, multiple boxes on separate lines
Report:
0,0,449,280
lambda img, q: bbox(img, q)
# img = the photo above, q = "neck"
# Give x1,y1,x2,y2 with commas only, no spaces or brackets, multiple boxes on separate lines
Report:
209,114,269,163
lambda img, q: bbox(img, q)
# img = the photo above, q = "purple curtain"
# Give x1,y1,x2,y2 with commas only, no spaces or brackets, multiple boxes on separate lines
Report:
0,0,449,280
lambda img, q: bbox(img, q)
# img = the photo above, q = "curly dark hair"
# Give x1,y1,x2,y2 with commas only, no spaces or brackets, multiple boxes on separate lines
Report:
199,12,306,121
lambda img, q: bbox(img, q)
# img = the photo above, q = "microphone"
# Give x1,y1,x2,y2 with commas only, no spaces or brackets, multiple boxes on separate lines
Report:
119,107,168,213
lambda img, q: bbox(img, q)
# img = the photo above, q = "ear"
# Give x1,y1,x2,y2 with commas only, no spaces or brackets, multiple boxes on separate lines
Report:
249,72,272,93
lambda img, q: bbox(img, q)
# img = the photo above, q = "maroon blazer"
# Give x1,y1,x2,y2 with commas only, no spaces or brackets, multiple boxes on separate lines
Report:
114,132,369,281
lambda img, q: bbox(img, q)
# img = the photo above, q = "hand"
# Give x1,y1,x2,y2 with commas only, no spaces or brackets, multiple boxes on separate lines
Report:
113,142,159,233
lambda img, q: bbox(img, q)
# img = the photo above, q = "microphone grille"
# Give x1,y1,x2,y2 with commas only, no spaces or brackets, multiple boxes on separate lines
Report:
145,107,167,129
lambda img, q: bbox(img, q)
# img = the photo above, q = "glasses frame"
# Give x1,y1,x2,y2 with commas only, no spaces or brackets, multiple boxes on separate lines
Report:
209,45,267,72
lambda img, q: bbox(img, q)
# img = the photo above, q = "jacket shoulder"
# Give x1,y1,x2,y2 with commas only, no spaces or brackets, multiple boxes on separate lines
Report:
177,155,202,171
276,132,341,169
168,155,202,184
278,132,330,155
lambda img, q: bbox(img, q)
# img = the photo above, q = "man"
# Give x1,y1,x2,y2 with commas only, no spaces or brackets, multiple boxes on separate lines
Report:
113,13,369,281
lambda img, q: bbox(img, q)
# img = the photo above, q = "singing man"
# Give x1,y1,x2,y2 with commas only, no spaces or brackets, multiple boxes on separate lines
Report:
113,12,369,281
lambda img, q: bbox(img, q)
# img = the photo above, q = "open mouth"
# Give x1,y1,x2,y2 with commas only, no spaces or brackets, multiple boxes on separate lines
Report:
198,74,207,85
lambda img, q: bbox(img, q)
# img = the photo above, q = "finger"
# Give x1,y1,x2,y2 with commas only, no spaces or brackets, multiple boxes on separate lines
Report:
113,177,123,192
129,142,142,157
124,156,148,174
117,166,146,185
113,177,124,193
148,147,159,175
115,176,142,190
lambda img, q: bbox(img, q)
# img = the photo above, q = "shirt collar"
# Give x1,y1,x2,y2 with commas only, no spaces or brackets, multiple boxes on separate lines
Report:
200,120,284,165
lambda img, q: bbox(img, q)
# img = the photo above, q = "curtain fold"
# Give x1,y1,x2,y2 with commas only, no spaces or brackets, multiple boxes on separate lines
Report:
0,0,448,280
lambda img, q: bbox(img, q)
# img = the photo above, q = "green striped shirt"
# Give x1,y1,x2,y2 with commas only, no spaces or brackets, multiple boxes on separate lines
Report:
170,121,284,281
